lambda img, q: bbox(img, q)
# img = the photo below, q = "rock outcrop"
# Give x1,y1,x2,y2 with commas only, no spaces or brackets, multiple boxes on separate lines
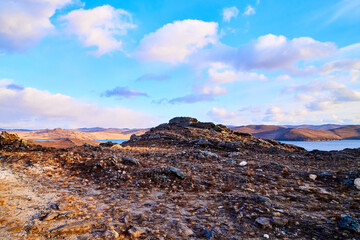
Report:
123,117,304,152
0,131,27,150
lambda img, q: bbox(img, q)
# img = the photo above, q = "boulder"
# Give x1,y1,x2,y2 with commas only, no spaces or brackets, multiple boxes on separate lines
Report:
169,117,198,126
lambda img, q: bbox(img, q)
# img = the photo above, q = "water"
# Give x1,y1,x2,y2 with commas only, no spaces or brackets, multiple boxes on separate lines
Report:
280,140,360,151
98,139,128,144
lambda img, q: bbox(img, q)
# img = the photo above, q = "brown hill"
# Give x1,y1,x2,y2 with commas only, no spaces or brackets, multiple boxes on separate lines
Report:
27,138,100,148
232,125,357,141
9,128,147,141
331,125,360,139
280,128,341,141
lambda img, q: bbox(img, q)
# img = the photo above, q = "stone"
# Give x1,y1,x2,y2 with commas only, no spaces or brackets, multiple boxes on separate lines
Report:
103,230,119,239
226,158,236,164
169,117,198,126
200,228,213,238
338,213,360,233
271,217,288,226
256,217,271,228
178,223,193,237
190,122,216,129
128,226,147,238
99,141,118,147
309,174,317,180
130,134,138,141
239,161,247,166
111,144,122,150
263,233,270,238
122,157,140,165
166,166,185,180
354,178,360,190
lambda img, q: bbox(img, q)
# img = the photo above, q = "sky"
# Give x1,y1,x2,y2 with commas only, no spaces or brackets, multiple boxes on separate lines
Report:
0,0,359,129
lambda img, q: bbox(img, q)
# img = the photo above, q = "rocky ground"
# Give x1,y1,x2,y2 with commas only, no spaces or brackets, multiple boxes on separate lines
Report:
0,118,359,239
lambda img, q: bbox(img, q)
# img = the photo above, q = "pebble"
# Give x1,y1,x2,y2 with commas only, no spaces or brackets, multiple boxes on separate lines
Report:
122,157,140,165
200,228,213,238
271,216,288,226
239,161,247,166
338,213,360,233
309,174,317,180
166,166,185,179
255,217,271,228
128,226,147,238
354,178,360,190
103,230,119,239
263,233,270,238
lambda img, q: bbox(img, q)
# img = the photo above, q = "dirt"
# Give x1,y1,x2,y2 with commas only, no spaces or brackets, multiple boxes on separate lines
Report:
0,117,359,239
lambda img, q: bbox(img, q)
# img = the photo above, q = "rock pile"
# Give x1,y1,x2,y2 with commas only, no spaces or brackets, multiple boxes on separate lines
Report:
0,131,27,150
124,117,304,153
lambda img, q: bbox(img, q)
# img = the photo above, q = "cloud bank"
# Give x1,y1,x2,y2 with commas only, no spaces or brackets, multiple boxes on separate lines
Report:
0,80,155,129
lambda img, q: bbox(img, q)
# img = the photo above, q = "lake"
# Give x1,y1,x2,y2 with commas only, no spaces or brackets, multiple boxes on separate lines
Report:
280,140,360,151
98,139,128,144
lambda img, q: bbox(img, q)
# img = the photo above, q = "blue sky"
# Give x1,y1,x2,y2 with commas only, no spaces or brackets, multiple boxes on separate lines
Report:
0,0,359,129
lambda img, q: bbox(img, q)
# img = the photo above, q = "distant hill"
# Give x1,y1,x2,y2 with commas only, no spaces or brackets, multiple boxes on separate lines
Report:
232,125,360,141
6,128,147,141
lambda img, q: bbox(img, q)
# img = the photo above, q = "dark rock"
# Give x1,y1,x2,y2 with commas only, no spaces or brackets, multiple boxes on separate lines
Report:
169,117,198,126
255,217,272,228
99,141,117,147
338,213,360,233
233,131,253,137
190,122,216,129
165,166,185,180
122,157,140,165
271,217,288,226
200,228,213,238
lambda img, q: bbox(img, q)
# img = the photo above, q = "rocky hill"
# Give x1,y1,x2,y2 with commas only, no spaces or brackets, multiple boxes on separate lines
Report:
0,118,359,239
123,117,304,152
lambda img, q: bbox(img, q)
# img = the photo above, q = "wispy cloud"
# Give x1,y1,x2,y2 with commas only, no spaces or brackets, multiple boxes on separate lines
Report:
243,5,255,16
328,0,360,23
61,5,136,56
222,7,239,22
136,73,170,81
101,86,148,99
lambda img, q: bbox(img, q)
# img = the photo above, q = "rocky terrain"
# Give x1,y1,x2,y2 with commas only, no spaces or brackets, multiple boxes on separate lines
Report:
0,117,359,239
232,125,360,141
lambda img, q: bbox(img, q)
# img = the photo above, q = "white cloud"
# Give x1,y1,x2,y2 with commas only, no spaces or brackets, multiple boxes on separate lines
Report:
350,69,360,83
286,80,360,111
208,68,267,84
320,59,360,75
194,34,336,72
276,74,292,81
0,80,156,129
223,7,239,22
207,107,236,122
135,19,218,63
61,5,136,55
243,5,255,16
0,0,72,52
